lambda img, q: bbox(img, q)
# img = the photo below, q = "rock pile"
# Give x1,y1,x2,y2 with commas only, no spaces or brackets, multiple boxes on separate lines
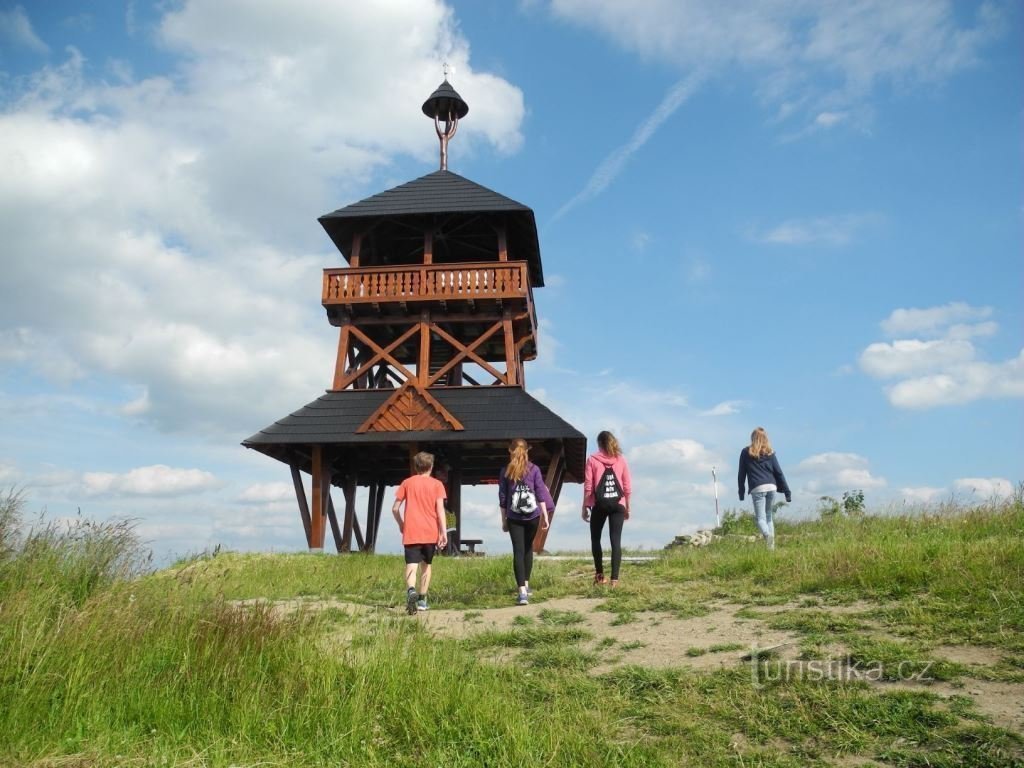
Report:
665,528,717,549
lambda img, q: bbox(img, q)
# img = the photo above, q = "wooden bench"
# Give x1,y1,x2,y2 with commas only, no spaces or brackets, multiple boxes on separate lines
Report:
459,538,484,556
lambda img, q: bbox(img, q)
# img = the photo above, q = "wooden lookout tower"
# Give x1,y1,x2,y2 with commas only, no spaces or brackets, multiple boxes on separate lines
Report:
243,78,585,554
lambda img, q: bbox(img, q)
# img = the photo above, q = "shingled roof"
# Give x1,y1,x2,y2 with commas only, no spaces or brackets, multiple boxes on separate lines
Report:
243,387,585,484
319,170,544,286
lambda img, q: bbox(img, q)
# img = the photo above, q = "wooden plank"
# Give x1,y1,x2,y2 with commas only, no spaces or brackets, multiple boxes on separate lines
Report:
290,465,312,546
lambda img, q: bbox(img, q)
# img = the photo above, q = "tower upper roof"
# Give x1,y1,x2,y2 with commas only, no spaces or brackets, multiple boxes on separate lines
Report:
319,169,544,286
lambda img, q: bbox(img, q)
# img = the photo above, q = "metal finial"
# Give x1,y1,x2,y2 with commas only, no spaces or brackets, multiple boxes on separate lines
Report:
422,76,469,171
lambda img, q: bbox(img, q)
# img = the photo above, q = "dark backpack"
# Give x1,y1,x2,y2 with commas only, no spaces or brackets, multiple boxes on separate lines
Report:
594,467,623,505
510,479,538,516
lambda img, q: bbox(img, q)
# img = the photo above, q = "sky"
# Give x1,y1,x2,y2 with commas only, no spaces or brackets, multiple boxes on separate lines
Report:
0,0,1021,563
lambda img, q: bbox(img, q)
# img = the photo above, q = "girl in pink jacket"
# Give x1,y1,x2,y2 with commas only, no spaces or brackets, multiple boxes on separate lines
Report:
582,430,632,586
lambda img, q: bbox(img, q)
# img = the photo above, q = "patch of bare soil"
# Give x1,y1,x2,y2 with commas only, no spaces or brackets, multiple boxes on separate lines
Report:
421,596,803,674
875,677,1024,735
933,644,1007,667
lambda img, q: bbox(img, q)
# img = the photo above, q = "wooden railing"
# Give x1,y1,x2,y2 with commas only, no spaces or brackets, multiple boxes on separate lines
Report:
322,261,532,305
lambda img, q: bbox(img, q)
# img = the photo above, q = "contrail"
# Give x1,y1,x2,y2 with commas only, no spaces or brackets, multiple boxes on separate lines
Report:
550,70,705,224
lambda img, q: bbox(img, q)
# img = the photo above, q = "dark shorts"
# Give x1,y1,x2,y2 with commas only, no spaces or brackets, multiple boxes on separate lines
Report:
404,543,437,564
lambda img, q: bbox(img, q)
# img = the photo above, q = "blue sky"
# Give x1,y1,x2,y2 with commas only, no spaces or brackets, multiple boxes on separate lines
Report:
1,0,1020,562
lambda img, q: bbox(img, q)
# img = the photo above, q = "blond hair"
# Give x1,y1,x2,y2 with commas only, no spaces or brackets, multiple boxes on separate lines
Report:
749,428,773,459
413,451,435,473
505,439,529,482
597,430,621,458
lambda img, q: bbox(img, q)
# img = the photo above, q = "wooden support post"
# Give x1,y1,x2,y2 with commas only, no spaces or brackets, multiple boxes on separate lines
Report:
418,314,430,385
503,310,518,386
449,464,462,548
290,465,312,546
373,480,386,549
424,230,433,265
327,494,344,553
497,226,508,262
365,481,378,552
351,232,362,268
341,477,356,552
310,446,330,551
532,445,564,553
332,324,351,390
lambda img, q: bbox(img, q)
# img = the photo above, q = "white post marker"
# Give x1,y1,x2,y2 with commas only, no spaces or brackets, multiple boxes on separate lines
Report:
712,466,720,528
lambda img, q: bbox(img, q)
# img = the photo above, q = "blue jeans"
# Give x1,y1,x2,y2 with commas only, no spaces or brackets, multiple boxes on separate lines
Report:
751,491,776,540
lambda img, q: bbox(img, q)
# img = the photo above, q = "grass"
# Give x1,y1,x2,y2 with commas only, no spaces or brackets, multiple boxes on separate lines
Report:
1,487,1022,766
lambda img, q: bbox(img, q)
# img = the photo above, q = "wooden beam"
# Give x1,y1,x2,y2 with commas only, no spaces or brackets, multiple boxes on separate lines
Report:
427,321,506,386
332,325,351,390
449,464,462,546
326,494,344,553
373,480,386,550
418,315,430,385
497,226,508,262
290,465,312,546
341,477,356,552
503,310,518,386
351,231,362,268
336,324,418,390
365,481,379,553
532,445,564,553
424,230,433,265
310,446,330,551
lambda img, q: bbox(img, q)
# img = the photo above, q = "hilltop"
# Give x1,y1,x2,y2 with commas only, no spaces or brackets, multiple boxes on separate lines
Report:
1,490,1022,766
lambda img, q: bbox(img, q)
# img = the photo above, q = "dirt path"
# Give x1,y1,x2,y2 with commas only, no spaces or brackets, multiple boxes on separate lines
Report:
245,594,1023,736
418,596,1024,735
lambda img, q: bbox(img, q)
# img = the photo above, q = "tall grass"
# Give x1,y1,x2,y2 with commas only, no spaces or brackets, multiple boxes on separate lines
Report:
1,489,1021,766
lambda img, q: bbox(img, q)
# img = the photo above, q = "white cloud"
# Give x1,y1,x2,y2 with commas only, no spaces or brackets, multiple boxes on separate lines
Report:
0,5,48,53
755,213,877,246
860,304,1023,409
702,400,745,417
551,71,704,221
881,302,993,338
0,0,525,439
886,352,1024,409
547,0,1005,131
630,438,720,473
794,452,887,494
82,465,219,497
814,111,847,128
953,477,1015,500
239,482,293,504
859,339,976,379
900,486,946,504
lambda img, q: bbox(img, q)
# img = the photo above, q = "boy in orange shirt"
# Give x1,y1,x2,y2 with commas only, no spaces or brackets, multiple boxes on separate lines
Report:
392,451,448,614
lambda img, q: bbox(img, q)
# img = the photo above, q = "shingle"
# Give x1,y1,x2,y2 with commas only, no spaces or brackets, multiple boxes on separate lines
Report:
242,387,586,479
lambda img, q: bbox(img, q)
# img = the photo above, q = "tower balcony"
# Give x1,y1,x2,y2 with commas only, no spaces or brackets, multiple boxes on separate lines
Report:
322,261,537,340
